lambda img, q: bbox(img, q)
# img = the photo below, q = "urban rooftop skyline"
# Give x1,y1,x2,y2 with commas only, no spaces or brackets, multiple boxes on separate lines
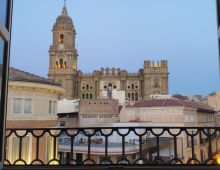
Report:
10,0,219,96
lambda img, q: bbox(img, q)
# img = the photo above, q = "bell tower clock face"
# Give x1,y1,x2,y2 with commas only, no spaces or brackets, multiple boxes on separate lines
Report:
58,43,65,50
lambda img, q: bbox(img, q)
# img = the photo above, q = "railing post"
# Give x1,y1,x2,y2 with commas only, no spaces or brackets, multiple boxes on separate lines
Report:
208,129,213,160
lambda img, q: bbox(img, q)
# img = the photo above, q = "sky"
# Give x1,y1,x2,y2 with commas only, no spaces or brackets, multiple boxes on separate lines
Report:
10,0,220,96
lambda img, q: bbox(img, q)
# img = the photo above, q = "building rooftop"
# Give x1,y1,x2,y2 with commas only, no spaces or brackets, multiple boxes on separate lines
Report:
8,67,61,86
129,98,215,113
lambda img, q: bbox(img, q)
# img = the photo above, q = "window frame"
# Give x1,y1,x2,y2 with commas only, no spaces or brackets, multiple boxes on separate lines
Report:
0,0,13,163
48,100,57,114
13,98,22,114
12,98,33,114
24,98,32,114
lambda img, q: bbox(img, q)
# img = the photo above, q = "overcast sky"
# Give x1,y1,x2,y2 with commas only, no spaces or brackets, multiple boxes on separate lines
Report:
10,0,219,96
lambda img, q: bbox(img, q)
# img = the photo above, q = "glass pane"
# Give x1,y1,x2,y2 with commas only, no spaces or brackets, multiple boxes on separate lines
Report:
0,37,4,63
24,99,32,113
0,37,4,103
0,0,7,26
13,98,22,113
53,101,56,114
49,101,52,114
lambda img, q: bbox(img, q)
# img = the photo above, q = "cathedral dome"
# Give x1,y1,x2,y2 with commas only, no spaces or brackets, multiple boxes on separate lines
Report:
56,14,73,24
55,5,73,24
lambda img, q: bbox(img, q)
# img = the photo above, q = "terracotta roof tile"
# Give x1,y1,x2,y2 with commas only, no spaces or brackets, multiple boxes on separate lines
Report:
129,98,215,113
8,67,61,86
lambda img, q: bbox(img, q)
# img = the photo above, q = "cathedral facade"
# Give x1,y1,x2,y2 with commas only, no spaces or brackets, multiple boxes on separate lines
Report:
48,5,169,101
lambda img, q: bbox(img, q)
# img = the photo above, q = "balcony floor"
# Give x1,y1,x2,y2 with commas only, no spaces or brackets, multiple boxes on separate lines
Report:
3,165,220,170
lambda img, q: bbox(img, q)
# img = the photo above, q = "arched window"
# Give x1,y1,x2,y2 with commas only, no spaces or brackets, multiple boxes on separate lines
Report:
90,93,93,99
56,61,59,69
86,94,89,99
64,61,67,69
108,83,112,87
59,34,64,43
86,85,89,90
82,94,85,99
60,59,63,68
135,93,138,101
131,84,135,89
128,93,130,99
131,93,135,101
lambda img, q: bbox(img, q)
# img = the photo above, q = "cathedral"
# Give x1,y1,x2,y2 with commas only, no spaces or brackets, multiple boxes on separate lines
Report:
48,4,169,101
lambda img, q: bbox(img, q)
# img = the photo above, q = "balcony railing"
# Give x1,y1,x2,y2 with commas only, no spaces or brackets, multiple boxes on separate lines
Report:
3,127,220,169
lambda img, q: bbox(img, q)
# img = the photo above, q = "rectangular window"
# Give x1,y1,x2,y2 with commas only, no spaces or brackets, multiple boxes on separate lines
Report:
24,98,32,114
49,101,57,114
53,101,57,114
49,101,52,114
13,98,22,113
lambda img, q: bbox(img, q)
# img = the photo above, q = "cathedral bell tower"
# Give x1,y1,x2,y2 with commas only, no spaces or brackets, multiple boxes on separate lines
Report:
48,4,78,99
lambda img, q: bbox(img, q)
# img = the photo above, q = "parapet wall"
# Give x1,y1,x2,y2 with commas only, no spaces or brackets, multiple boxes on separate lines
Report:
144,60,168,68
79,60,168,77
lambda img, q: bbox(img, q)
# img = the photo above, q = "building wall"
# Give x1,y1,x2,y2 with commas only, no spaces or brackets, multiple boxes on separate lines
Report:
208,92,220,126
6,81,64,164
208,91,220,111
57,99,79,113
79,99,119,114
120,106,186,125
57,99,79,128
76,61,168,101
7,81,63,121
79,99,119,127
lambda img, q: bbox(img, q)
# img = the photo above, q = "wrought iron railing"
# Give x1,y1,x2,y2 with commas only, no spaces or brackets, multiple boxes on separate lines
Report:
3,127,220,167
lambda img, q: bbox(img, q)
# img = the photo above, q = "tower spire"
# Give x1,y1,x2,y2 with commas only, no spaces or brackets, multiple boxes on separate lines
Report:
62,0,68,15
